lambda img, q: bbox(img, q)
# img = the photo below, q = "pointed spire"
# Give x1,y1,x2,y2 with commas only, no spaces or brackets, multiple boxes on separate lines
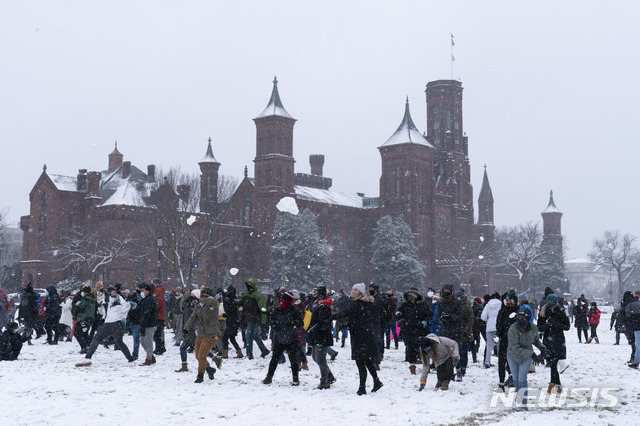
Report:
255,76,295,120
480,165,492,194
110,141,122,155
380,98,433,148
201,137,219,163
542,190,561,213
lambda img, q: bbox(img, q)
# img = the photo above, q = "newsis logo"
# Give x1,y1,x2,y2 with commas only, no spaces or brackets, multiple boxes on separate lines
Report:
490,387,620,409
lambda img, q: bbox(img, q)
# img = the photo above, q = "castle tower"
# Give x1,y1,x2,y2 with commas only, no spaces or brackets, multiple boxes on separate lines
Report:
108,142,123,173
253,76,296,196
541,190,563,251
477,165,494,225
199,137,221,213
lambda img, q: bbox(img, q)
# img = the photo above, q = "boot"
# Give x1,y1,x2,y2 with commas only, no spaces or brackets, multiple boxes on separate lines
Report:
372,379,383,392
357,386,367,395
140,358,154,366
300,362,309,370
261,349,270,358
556,385,563,393
206,366,216,380
222,349,229,359
497,384,506,392
318,382,331,390
212,356,223,369
328,372,337,384
587,338,592,344
455,369,463,382
291,377,300,386
330,351,338,361
374,364,380,371
262,375,273,384
435,380,443,389
175,362,188,372
461,367,466,376
235,349,244,358
595,337,599,344
505,376,514,388
440,380,450,391
194,373,204,383
409,364,417,375
151,356,157,364
306,347,313,356
547,382,555,394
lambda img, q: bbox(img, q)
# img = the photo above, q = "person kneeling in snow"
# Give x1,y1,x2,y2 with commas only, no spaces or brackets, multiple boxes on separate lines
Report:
0,322,28,361
76,287,135,367
417,334,459,391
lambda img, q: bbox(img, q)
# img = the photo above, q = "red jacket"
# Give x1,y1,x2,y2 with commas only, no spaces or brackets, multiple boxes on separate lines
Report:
588,308,601,325
154,286,166,321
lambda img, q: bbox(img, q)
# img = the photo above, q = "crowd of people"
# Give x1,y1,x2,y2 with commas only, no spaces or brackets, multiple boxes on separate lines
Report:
2,280,640,402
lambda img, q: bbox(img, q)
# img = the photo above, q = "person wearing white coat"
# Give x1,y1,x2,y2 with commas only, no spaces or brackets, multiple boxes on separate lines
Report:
481,293,502,368
59,295,74,341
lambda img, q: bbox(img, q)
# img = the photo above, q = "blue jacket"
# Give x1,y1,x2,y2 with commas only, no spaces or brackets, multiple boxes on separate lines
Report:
139,295,158,328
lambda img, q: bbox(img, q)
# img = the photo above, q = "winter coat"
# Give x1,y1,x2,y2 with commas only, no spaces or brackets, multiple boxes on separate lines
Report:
126,293,142,325
334,294,350,329
59,298,73,327
75,295,96,324
481,298,502,333
154,286,166,321
18,287,38,323
588,308,601,325
44,286,62,317
537,303,570,360
104,294,131,323
574,303,588,328
611,311,626,332
496,304,519,341
270,304,303,346
419,334,459,383
396,290,432,347
473,302,486,333
338,296,379,362
437,297,463,341
307,299,334,347
460,296,474,343
240,280,267,324
180,295,198,345
139,294,158,328
185,296,222,338
388,295,398,322
429,301,440,335
507,322,545,365
0,329,27,361
223,291,240,336
0,292,10,330
625,297,640,332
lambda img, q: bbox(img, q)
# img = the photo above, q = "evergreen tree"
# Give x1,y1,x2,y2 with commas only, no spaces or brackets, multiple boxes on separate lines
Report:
371,215,425,291
270,209,332,291
531,251,566,297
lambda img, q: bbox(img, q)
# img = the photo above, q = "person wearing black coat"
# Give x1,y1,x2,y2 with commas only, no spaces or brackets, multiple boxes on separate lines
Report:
472,297,486,362
624,291,640,368
0,322,28,361
335,283,383,395
495,290,519,390
222,286,243,358
396,289,432,375
263,292,303,386
611,308,627,345
307,286,336,389
138,283,158,366
538,294,571,392
367,284,386,363
43,285,62,345
385,290,399,350
18,283,39,344
573,298,589,343
126,290,142,361
437,284,463,342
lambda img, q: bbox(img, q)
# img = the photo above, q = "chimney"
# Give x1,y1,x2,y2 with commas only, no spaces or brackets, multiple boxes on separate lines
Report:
77,169,88,192
122,161,131,179
147,164,156,182
86,171,101,198
310,154,324,176
177,184,191,203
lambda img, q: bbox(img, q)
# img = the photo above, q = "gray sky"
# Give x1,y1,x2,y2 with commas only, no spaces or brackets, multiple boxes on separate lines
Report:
2,1,639,259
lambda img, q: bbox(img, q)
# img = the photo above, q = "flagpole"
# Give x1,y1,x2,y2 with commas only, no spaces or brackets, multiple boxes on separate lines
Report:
450,34,453,79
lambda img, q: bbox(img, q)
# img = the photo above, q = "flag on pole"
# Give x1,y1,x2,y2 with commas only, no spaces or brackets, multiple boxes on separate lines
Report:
451,33,455,46
452,55,455,61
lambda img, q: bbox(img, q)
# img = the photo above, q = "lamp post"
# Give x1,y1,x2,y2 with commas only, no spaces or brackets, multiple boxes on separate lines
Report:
156,236,163,280
391,255,396,290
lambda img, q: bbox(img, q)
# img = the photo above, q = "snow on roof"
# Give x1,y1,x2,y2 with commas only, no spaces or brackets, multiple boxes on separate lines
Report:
201,138,219,163
565,258,592,264
255,77,295,120
295,185,363,208
379,98,433,148
48,173,77,192
101,180,147,207
542,190,562,214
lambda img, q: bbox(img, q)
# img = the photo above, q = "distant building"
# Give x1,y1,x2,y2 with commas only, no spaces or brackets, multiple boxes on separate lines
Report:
21,77,505,293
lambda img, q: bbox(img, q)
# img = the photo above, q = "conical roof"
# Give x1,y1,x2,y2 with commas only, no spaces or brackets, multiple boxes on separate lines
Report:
379,98,433,148
110,141,122,156
542,190,561,214
200,137,219,163
255,76,295,120
479,165,493,198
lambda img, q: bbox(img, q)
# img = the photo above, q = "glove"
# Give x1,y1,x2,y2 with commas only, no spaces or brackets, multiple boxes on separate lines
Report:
451,355,460,368
140,328,146,337
421,320,429,328
493,336,500,344
183,329,189,337
419,381,425,391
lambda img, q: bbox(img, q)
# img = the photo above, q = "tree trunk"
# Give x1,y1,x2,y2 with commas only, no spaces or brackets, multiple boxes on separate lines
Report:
618,270,625,305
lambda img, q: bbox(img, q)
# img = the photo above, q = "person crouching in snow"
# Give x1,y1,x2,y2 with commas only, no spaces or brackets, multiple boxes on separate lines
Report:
183,288,222,383
0,322,29,361
417,334,459,391
76,287,135,367
263,292,303,386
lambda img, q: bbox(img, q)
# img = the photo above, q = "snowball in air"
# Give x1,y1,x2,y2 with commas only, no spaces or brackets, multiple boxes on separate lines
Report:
276,196,299,215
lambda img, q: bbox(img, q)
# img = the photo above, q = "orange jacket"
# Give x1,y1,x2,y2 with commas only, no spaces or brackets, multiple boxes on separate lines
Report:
154,286,166,321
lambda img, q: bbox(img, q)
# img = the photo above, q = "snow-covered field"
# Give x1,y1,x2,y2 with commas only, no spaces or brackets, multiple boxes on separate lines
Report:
3,311,639,425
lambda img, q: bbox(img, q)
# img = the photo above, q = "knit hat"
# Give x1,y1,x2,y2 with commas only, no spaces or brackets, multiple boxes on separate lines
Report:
506,290,518,302
454,289,465,300
352,283,366,295
281,291,294,302
544,287,555,298
473,297,482,304
517,307,532,321
517,292,529,302
201,287,215,297
442,284,455,293
191,289,201,299
546,294,559,305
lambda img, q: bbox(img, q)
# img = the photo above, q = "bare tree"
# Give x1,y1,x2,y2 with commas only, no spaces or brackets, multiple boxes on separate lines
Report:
150,168,236,288
438,233,497,290
495,222,553,293
589,230,639,303
50,228,145,283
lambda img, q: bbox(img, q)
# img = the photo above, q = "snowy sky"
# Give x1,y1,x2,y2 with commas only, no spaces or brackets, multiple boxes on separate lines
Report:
2,1,639,259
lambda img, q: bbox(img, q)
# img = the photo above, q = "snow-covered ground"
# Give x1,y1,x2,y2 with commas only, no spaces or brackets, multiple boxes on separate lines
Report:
2,311,639,425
